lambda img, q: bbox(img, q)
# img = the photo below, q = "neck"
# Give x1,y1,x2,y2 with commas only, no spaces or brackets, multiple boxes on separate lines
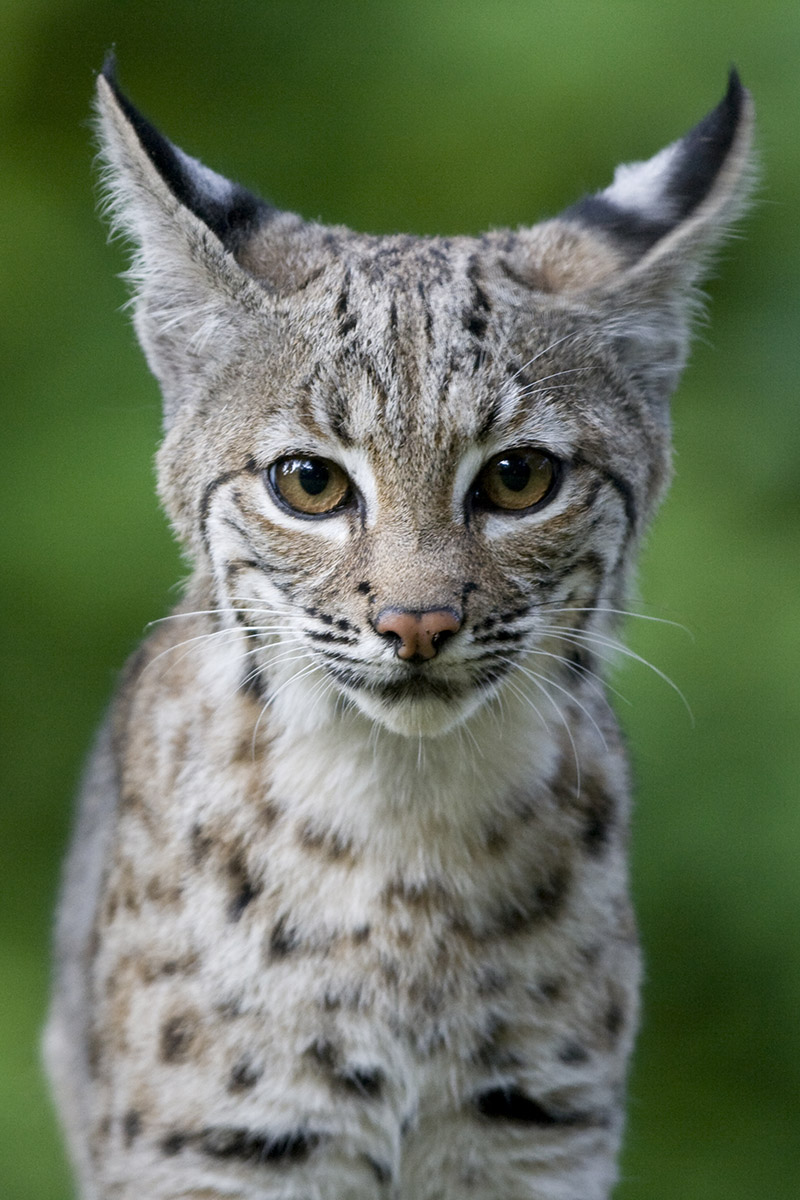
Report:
265,659,562,875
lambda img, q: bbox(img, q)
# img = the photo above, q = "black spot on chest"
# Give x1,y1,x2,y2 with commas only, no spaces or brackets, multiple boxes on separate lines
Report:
160,1013,199,1064
201,1125,319,1163
269,915,300,958
225,851,263,921
474,1087,588,1127
160,1125,321,1166
228,1056,263,1093
122,1109,141,1145
307,1038,385,1101
581,788,617,855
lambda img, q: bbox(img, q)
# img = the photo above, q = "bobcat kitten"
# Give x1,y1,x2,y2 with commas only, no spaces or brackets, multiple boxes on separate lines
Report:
45,59,753,1200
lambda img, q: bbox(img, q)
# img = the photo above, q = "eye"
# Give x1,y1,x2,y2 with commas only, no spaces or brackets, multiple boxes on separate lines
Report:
473,448,559,513
267,456,353,517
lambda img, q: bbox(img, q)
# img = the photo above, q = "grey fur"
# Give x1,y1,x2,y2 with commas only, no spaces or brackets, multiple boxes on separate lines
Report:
45,67,753,1200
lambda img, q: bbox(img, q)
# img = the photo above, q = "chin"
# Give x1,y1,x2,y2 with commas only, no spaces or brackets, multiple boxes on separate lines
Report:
350,688,486,738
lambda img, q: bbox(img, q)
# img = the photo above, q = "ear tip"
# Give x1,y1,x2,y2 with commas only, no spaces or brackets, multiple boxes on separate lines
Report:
98,48,119,91
101,48,117,81
726,65,748,103
723,66,755,130
725,65,747,116
96,49,125,110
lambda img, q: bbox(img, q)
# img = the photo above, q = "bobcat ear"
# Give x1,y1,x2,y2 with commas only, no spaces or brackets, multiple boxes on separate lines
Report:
94,55,281,422
513,71,755,406
563,68,753,263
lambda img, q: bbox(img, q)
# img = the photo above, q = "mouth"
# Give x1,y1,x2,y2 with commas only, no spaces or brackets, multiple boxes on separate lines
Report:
321,658,513,736
321,659,470,703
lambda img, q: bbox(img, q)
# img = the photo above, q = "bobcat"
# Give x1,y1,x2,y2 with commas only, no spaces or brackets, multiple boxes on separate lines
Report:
45,57,753,1200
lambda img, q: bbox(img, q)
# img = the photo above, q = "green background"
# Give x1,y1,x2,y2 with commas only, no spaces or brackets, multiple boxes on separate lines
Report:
2,2,798,1197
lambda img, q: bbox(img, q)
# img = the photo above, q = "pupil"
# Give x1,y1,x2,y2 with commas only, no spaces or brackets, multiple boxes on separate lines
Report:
498,456,531,492
299,460,330,496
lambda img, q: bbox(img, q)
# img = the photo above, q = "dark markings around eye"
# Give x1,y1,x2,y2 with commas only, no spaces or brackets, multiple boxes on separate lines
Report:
571,454,637,531
200,470,250,559
200,467,254,556
221,516,252,540
325,389,355,446
476,395,503,441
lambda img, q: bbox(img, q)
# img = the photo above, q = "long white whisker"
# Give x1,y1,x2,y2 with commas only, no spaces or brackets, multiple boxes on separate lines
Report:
501,670,582,792
539,605,693,637
251,659,321,752
142,625,257,677
527,644,630,708
542,626,694,724
505,331,584,385
501,654,607,752
511,366,594,397
504,668,582,795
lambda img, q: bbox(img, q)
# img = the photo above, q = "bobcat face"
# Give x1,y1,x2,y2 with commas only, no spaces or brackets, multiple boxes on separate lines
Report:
97,61,752,737
185,242,667,736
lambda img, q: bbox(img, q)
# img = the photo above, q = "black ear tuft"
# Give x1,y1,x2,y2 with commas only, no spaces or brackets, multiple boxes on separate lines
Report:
98,57,273,252
100,47,120,89
564,70,749,257
659,67,744,223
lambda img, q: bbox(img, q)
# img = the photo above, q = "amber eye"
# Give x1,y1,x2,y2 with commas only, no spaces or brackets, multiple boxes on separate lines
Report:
267,456,352,517
475,448,558,512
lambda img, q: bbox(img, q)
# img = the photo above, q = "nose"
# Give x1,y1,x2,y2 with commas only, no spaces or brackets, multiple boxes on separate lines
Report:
375,607,462,661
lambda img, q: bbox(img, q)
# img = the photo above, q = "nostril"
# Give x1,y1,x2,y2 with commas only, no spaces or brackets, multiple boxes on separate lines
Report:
375,607,462,661
431,626,456,652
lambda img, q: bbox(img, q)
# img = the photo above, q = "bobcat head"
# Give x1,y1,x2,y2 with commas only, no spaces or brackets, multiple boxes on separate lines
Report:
96,59,753,736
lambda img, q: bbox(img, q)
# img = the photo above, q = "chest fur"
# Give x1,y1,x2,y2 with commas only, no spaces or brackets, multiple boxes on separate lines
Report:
90,618,637,1091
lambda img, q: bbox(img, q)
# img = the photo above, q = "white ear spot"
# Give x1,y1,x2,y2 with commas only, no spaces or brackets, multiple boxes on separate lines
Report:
601,141,681,222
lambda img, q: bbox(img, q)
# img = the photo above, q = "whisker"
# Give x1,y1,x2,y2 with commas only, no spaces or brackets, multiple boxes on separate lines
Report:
142,625,257,677
538,605,693,637
505,331,584,385
511,366,594,398
251,659,321,752
527,643,630,708
504,668,582,796
541,626,694,724
501,669,585,791
501,654,607,752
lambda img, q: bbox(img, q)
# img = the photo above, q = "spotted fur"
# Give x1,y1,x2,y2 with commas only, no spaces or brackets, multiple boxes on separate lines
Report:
45,59,753,1200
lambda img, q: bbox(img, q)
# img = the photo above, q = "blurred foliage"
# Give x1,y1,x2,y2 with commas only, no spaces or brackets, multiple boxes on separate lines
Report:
1,2,799,1196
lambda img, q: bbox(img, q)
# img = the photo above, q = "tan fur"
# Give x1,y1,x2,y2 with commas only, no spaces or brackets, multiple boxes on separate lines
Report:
45,69,753,1199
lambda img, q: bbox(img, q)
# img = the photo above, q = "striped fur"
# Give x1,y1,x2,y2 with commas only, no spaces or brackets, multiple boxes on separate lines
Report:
45,62,753,1199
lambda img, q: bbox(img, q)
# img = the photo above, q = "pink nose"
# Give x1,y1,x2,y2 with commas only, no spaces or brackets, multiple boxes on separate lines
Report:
375,608,462,661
